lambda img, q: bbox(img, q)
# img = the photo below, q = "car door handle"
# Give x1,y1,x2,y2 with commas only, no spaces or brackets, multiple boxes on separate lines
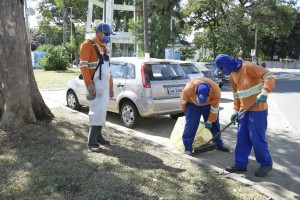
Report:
117,83,124,87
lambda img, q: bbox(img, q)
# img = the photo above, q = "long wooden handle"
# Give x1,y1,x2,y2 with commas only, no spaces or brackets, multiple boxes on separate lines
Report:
202,102,257,146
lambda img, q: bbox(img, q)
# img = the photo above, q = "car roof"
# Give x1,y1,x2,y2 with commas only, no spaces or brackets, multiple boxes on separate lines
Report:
183,61,211,71
110,57,180,65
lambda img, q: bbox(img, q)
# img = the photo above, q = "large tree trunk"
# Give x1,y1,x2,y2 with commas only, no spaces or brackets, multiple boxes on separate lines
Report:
0,0,54,130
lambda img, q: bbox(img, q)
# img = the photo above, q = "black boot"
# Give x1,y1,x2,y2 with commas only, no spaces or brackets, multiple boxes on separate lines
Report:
97,126,110,145
88,126,100,152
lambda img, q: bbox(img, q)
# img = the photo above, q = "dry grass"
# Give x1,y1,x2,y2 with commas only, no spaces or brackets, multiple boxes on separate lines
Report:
33,68,81,89
0,107,268,200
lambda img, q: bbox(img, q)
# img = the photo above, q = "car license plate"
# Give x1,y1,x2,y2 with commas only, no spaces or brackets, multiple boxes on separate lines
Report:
167,87,183,95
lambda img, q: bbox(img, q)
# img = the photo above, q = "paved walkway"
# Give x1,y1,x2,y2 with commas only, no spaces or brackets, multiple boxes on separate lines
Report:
40,74,300,200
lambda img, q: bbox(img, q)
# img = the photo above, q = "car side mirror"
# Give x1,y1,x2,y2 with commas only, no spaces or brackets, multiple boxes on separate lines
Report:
79,74,83,80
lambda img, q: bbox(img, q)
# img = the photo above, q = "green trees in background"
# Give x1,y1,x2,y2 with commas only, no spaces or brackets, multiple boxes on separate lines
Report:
127,0,183,58
183,0,299,60
31,0,300,61
31,0,87,65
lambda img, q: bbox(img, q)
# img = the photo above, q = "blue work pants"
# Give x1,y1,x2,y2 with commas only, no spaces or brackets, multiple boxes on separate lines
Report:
182,103,223,152
235,110,273,168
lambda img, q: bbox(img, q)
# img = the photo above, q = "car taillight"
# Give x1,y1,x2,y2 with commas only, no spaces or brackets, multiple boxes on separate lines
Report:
141,63,150,88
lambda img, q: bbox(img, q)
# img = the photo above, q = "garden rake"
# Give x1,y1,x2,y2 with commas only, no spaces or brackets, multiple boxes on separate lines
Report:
194,102,257,154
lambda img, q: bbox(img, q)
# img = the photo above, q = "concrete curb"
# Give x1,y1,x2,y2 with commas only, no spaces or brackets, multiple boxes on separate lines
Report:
46,85,299,200
104,118,291,200
62,106,292,200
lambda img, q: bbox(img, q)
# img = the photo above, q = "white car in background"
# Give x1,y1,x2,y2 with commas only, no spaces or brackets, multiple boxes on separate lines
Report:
177,61,205,80
181,61,224,88
66,57,189,128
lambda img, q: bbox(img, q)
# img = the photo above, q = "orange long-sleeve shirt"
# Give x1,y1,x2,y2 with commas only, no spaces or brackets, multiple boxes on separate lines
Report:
79,35,113,89
230,61,276,111
180,78,221,122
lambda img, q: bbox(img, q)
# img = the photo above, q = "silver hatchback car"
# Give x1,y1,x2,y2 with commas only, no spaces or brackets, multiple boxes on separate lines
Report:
66,57,190,128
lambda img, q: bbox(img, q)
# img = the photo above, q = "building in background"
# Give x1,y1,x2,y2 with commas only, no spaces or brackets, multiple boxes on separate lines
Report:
85,0,136,56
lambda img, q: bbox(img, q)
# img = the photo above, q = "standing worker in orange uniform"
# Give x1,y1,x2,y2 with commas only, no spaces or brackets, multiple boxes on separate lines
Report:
214,54,276,177
180,78,229,155
79,23,115,153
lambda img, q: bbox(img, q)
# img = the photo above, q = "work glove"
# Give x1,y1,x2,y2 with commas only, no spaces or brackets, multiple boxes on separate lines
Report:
230,110,238,125
256,91,268,104
205,121,212,129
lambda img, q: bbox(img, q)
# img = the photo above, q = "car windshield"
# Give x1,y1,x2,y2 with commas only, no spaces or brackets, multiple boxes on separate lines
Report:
181,64,200,74
147,63,188,80
201,70,214,77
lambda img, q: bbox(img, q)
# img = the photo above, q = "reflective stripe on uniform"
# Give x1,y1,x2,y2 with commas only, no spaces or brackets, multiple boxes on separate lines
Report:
263,71,276,79
79,60,88,67
189,97,197,105
210,106,219,114
180,99,187,104
180,94,187,104
233,83,263,99
79,60,98,68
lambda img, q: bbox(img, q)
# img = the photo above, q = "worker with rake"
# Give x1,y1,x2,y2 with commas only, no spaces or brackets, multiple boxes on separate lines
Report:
215,54,276,177
180,78,230,155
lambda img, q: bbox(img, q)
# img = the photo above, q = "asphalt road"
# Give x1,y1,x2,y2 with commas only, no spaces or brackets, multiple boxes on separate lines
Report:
271,69,300,135
41,68,300,200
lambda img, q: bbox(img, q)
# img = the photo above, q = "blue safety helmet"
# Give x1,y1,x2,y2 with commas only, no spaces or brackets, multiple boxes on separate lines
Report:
214,54,242,76
196,82,210,104
96,23,116,35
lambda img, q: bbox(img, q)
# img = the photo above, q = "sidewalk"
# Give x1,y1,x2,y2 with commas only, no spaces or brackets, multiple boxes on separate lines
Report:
41,89,300,200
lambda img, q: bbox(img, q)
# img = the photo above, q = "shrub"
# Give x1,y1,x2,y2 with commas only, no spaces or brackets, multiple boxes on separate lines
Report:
199,56,214,62
38,46,70,71
36,44,52,52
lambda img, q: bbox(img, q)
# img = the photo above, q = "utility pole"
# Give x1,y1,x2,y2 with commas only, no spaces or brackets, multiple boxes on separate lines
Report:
103,0,106,23
62,0,67,56
69,7,73,64
143,0,150,58
170,15,174,59
24,0,35,43
254,22,258,62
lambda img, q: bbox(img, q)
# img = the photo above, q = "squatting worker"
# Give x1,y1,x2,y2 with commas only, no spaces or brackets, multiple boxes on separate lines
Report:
214,54,276,177
79,23,115,153
180,78,229,155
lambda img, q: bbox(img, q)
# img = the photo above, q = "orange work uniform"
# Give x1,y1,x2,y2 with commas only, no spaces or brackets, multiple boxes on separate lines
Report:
79,35,113,126
180,78,221,122
230,61,276,111
79,35,113,89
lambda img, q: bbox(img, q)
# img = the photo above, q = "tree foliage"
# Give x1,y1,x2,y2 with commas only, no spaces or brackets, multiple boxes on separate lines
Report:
32,0,300,60
183,0,299,60
130,0,184,58
33,0,87,60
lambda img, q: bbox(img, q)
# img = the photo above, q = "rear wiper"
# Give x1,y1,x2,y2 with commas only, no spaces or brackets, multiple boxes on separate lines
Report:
171,75,183,80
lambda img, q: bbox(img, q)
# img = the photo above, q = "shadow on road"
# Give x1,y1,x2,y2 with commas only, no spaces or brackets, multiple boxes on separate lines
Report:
273,72,300,93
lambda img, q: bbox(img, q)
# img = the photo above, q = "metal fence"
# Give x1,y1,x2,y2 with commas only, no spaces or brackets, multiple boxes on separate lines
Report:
261,61,300,69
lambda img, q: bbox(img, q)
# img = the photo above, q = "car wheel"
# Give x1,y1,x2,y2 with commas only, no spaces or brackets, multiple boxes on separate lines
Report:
170,113,185,120
67,90,81,111
120,101,141,128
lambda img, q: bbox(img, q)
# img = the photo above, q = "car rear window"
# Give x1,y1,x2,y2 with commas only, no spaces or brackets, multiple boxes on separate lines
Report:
181,65,200,74
147,64,187,81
